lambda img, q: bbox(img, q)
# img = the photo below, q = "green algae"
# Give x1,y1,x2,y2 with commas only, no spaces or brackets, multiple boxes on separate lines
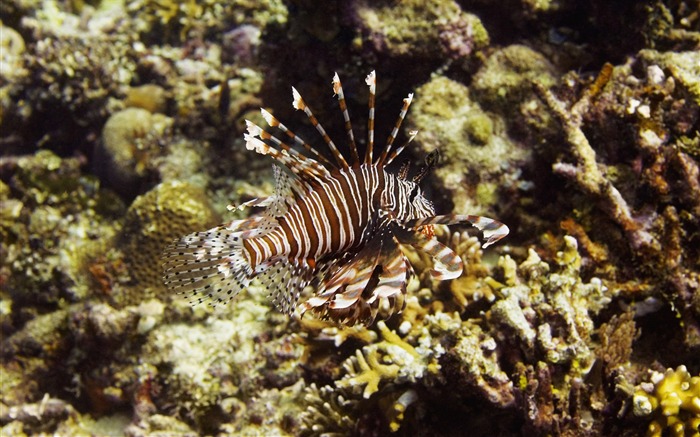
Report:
471,44,558,115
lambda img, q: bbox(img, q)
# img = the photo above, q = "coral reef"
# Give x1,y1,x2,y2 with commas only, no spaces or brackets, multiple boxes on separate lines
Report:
350,0,489,64
337,321,438,399
0,151,123,308
125,0,287,44
1,0,699,435
409,75,528,215
532,54,700,350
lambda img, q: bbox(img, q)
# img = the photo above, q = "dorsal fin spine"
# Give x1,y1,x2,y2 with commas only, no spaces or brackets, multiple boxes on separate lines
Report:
332,72,361,168
364,71,376,164
292,87,349,170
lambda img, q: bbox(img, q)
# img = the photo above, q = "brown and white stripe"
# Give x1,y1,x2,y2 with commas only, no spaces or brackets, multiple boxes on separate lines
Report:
162,71,509,326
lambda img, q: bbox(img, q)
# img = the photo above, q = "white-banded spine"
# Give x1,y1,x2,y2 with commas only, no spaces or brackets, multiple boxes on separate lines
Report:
162,71,509,326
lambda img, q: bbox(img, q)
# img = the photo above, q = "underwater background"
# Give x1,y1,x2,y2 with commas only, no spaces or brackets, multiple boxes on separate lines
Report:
1,0,699,435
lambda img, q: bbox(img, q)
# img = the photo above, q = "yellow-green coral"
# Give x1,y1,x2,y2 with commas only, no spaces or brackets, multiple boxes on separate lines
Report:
1,151,123,303
299,383,356,436
337,321,434,399
633,366,700,437
96,108,173,197
491,236,612,370
126,0,287,42
472,44,557,114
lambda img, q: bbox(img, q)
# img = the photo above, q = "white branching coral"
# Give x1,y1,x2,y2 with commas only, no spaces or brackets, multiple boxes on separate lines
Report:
490,236,612,370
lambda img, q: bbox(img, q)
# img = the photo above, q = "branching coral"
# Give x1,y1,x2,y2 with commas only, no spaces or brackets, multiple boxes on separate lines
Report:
298,383,357,437
633,366,700,437
491,236,611,369
475,237,616,434
440,314,515,407
534,57,700,349
445,231,498,306
336,321,433,399
298,317,377,347
534,75,658,251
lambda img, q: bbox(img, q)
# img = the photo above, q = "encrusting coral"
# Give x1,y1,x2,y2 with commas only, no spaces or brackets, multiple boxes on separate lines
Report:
350,0,489,65
408,75,527,216
94,108,173,199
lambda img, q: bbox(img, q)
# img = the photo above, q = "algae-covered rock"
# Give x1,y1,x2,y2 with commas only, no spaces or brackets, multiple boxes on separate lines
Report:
409,75,527,214
136,290,289,431
126,0,287,43
124,84,169,114
0,22,26,86
472,44,558,116
22,25,137,127
1,309,70,405
117,181,218,302
352,0,489,64
1,151,123,307
638,49,700,106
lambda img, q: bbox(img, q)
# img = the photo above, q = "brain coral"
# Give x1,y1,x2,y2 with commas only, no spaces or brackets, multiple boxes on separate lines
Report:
118,181,218,304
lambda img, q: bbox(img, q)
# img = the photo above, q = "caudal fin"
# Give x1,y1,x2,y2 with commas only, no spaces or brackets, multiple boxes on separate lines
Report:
162,225,253,306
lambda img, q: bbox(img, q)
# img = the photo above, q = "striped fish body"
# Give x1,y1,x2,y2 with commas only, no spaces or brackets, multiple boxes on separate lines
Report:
163,71,509,326
245,164,436,267
245,165,385,268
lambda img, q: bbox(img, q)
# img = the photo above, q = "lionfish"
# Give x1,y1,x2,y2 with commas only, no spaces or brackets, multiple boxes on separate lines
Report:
162,71,508,326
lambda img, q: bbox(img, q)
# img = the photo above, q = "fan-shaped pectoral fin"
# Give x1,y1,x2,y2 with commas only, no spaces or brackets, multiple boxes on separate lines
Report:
400,230,464,280
405,214,509,249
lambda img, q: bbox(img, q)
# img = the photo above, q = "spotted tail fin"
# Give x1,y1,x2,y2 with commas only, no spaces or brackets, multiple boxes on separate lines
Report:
162,224,254,307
